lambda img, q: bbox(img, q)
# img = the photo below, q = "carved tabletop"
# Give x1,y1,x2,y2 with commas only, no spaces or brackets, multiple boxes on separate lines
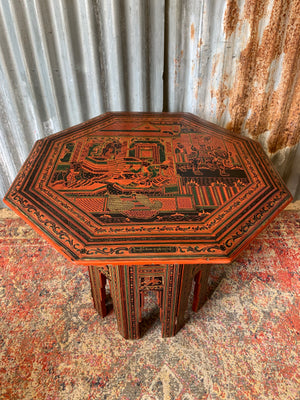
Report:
4,112,292,338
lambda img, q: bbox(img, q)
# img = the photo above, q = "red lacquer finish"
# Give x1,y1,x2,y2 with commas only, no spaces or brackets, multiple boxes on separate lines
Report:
4,112,292,338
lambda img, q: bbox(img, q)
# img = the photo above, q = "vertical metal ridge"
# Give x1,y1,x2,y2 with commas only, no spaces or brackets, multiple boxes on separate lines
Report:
22,0,62,134
0,1,42,148
77,0,104,118
62,0,104,122
163,0,170,112
94,0,126,110
148,0,164,112
47,0,83,126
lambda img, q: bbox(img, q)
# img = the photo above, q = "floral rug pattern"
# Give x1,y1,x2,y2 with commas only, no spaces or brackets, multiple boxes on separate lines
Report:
0,209,299,400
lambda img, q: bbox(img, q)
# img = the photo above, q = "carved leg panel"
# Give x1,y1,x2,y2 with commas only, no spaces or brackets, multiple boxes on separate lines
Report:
88,265,107,317
161,264,195,338
192,265,211,312
109,265,140,340
174,265,196,334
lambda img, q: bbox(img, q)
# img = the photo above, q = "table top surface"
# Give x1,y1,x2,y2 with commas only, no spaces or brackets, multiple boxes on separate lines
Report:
4,112,292,265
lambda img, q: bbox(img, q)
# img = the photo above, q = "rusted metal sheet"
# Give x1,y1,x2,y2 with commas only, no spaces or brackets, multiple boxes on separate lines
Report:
166,0,300,191
0,0,299,205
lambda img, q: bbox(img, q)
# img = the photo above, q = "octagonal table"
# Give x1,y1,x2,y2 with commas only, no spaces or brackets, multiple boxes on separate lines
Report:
4,112,292,339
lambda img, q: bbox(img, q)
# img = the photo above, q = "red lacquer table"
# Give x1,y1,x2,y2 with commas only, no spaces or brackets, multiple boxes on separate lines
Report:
4,113,292,339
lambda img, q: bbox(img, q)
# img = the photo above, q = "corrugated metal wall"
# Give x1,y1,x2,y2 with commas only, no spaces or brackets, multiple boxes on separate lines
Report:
1,0,299,206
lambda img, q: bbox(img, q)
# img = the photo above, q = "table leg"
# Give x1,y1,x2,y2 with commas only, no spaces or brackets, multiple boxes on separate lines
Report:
161,264,195,337
88,264,211,339
88,266,107,317
109,265,140,340
192,265,211,312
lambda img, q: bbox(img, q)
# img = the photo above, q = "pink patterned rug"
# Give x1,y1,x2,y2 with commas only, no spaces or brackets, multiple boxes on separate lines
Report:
0,209,299,400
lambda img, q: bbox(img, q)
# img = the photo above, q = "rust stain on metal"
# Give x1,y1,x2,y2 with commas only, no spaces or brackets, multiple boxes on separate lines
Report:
223,0,240,39
191,23,195,41
174,50,184,87
212,54,231,119
211,54,220,77
194,78,203,100
216,79,230,120
227,0,268,135
225,121,233,131
267,0,300,152
223,0,300,155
